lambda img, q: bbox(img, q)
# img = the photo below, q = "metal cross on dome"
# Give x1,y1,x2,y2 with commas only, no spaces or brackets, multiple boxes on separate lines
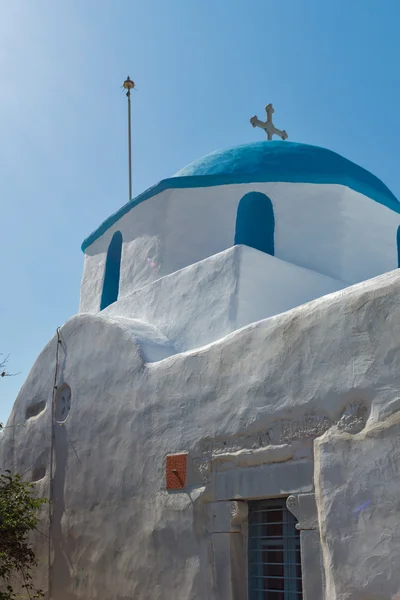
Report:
250,104,288,141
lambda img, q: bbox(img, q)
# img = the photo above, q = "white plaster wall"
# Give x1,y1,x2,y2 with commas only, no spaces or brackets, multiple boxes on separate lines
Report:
236,245,345,329
103,245,346,351
5,269,400,599
79,188,172,313
315,414,400,600
341,186,399,283
80,182,400,313
104,245,240,351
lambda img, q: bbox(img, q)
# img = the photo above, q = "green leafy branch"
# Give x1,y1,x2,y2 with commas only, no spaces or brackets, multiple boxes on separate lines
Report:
0,471,46,599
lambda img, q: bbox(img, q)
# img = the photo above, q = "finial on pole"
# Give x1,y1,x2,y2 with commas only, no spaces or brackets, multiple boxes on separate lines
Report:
123,75,135,94
123,76,135,200
250,103,288,141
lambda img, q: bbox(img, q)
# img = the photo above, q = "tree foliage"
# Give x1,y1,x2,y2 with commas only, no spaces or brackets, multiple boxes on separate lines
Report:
0,471,46,600
0,472,46,600
1,354,46,599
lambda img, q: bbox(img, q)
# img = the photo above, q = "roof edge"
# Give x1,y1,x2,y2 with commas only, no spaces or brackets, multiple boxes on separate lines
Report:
81,172,400,252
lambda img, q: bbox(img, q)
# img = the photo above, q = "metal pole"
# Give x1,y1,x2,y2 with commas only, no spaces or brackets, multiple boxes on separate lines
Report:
123,76,135,201
127,90,132,201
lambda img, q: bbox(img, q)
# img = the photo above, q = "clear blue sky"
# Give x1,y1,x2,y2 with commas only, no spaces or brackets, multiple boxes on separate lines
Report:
1,0,400,423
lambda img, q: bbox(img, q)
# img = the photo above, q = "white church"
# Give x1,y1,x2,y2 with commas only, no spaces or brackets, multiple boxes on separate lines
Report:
3,103,400,600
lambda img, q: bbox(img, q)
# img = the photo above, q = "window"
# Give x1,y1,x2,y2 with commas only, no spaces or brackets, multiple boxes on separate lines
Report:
248,498,302,600
234,192,275,256
101,231,123,310
55,383,71,424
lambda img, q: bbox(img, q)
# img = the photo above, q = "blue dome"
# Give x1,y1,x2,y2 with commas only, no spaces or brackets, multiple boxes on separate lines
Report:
174,140,398,206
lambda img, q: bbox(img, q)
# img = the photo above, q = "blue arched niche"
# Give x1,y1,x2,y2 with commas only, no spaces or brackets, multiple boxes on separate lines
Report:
397,225,400,268
234,191,275,256
100,231,123,310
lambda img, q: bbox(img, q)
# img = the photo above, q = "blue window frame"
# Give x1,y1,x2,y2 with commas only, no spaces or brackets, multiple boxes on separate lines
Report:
248,498,302,600
100,231,123,310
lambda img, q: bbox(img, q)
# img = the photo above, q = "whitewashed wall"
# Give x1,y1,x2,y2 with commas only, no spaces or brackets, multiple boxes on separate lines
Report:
4,270,400,599
103,246,346,352
80,182,400,313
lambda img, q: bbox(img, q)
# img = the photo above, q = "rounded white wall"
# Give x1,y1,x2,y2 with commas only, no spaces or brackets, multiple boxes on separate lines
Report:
80,182,400,313
5,270,400,599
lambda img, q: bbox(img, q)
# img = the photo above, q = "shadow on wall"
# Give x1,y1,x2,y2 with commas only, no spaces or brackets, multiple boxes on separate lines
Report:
234,192,275,256
101,231,123,310
52,422,74,599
